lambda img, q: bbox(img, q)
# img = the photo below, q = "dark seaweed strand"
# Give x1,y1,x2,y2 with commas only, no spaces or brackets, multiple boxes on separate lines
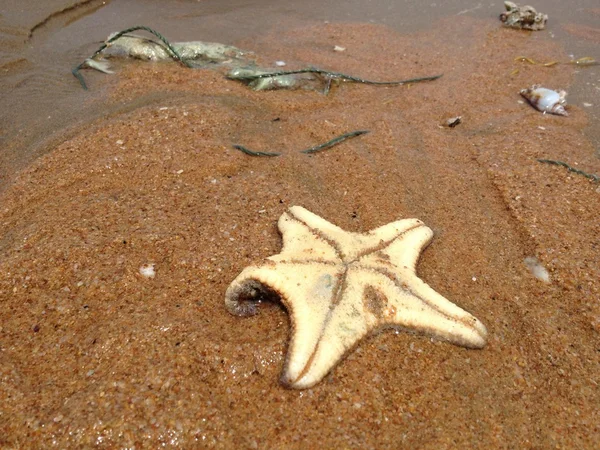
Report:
232,144,281,157
231,68,442,86
232,130,369,157
301,130,369,154
73,25,193,90
537,159,600,182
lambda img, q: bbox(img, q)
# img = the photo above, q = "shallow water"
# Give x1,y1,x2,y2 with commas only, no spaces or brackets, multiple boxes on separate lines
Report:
0,0,598,190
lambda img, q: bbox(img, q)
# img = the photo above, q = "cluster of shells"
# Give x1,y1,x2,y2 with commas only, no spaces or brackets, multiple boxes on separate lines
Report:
500,2,568,117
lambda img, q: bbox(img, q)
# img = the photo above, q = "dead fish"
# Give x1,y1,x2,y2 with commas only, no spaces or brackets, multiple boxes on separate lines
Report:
104,35,247,64
227,67,311,91
83,58,114,74
520,85,568,116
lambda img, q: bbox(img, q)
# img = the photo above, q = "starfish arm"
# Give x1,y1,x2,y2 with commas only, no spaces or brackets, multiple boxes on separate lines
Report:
377,224,488,347
387,271,488,348
379,222,434,272
339,218,425,261
225,261,343,384
287,266,488,389
278,206,344,260
286,207,426,262
365,218,426,244
284,276,372,389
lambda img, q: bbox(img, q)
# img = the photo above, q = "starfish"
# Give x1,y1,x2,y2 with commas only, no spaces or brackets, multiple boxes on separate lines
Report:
225,206,488,389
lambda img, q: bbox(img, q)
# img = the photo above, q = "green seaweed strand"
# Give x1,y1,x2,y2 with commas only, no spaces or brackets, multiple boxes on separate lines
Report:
233,130,369,157
301,130,369,154
537,159,600,182
73,25,192,90
229,68,442,86
232,145,281,157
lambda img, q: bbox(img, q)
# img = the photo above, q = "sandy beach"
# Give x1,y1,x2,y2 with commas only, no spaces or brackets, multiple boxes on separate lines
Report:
1,4,599,448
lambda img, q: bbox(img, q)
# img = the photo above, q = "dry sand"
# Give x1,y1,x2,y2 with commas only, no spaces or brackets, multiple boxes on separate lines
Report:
1,18,599,448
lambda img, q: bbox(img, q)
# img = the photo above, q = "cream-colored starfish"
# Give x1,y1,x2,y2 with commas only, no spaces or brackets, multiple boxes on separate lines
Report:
225,206,488,389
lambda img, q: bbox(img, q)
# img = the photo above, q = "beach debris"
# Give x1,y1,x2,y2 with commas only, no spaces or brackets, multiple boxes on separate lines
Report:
73,25,441,94
520,85,568,116
515,56,598,67
232,145,281,157
73,25,442,93
333,45,346,52
72,25,251,89
524,257,550,283
568,57,598,67
445,116,462,128
139,264,156,278
537,159,600,183
102,35,248,66
74,26,191,89
225,206,487,388
233,130,369,157
82,58,114,74
227,66,442,94
515,56,558,67
500,2,548,31
228,67,309,91
300,130,368,154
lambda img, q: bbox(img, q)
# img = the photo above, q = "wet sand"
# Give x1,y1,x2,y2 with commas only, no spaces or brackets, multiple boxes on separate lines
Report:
1,11,600,450
1,0,599,190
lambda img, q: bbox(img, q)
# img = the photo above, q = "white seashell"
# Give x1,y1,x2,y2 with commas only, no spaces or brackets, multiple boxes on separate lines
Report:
445,116,462,127
139,264,156,278
520,85,568,116
524,256,550,283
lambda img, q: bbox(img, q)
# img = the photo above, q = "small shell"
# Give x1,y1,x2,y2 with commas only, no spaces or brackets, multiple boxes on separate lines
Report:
139,264,156,278
445,116,462,127
520,85,568,116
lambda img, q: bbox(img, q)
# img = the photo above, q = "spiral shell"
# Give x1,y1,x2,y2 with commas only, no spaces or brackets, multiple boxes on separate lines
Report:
520,85,568,116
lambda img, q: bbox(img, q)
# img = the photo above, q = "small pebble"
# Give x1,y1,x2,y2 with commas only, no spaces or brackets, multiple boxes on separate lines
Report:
139,264,156,279
446,116,462,128
524,256,550,283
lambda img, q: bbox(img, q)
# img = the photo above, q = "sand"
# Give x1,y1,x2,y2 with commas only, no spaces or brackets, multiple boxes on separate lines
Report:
1,18,599,448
